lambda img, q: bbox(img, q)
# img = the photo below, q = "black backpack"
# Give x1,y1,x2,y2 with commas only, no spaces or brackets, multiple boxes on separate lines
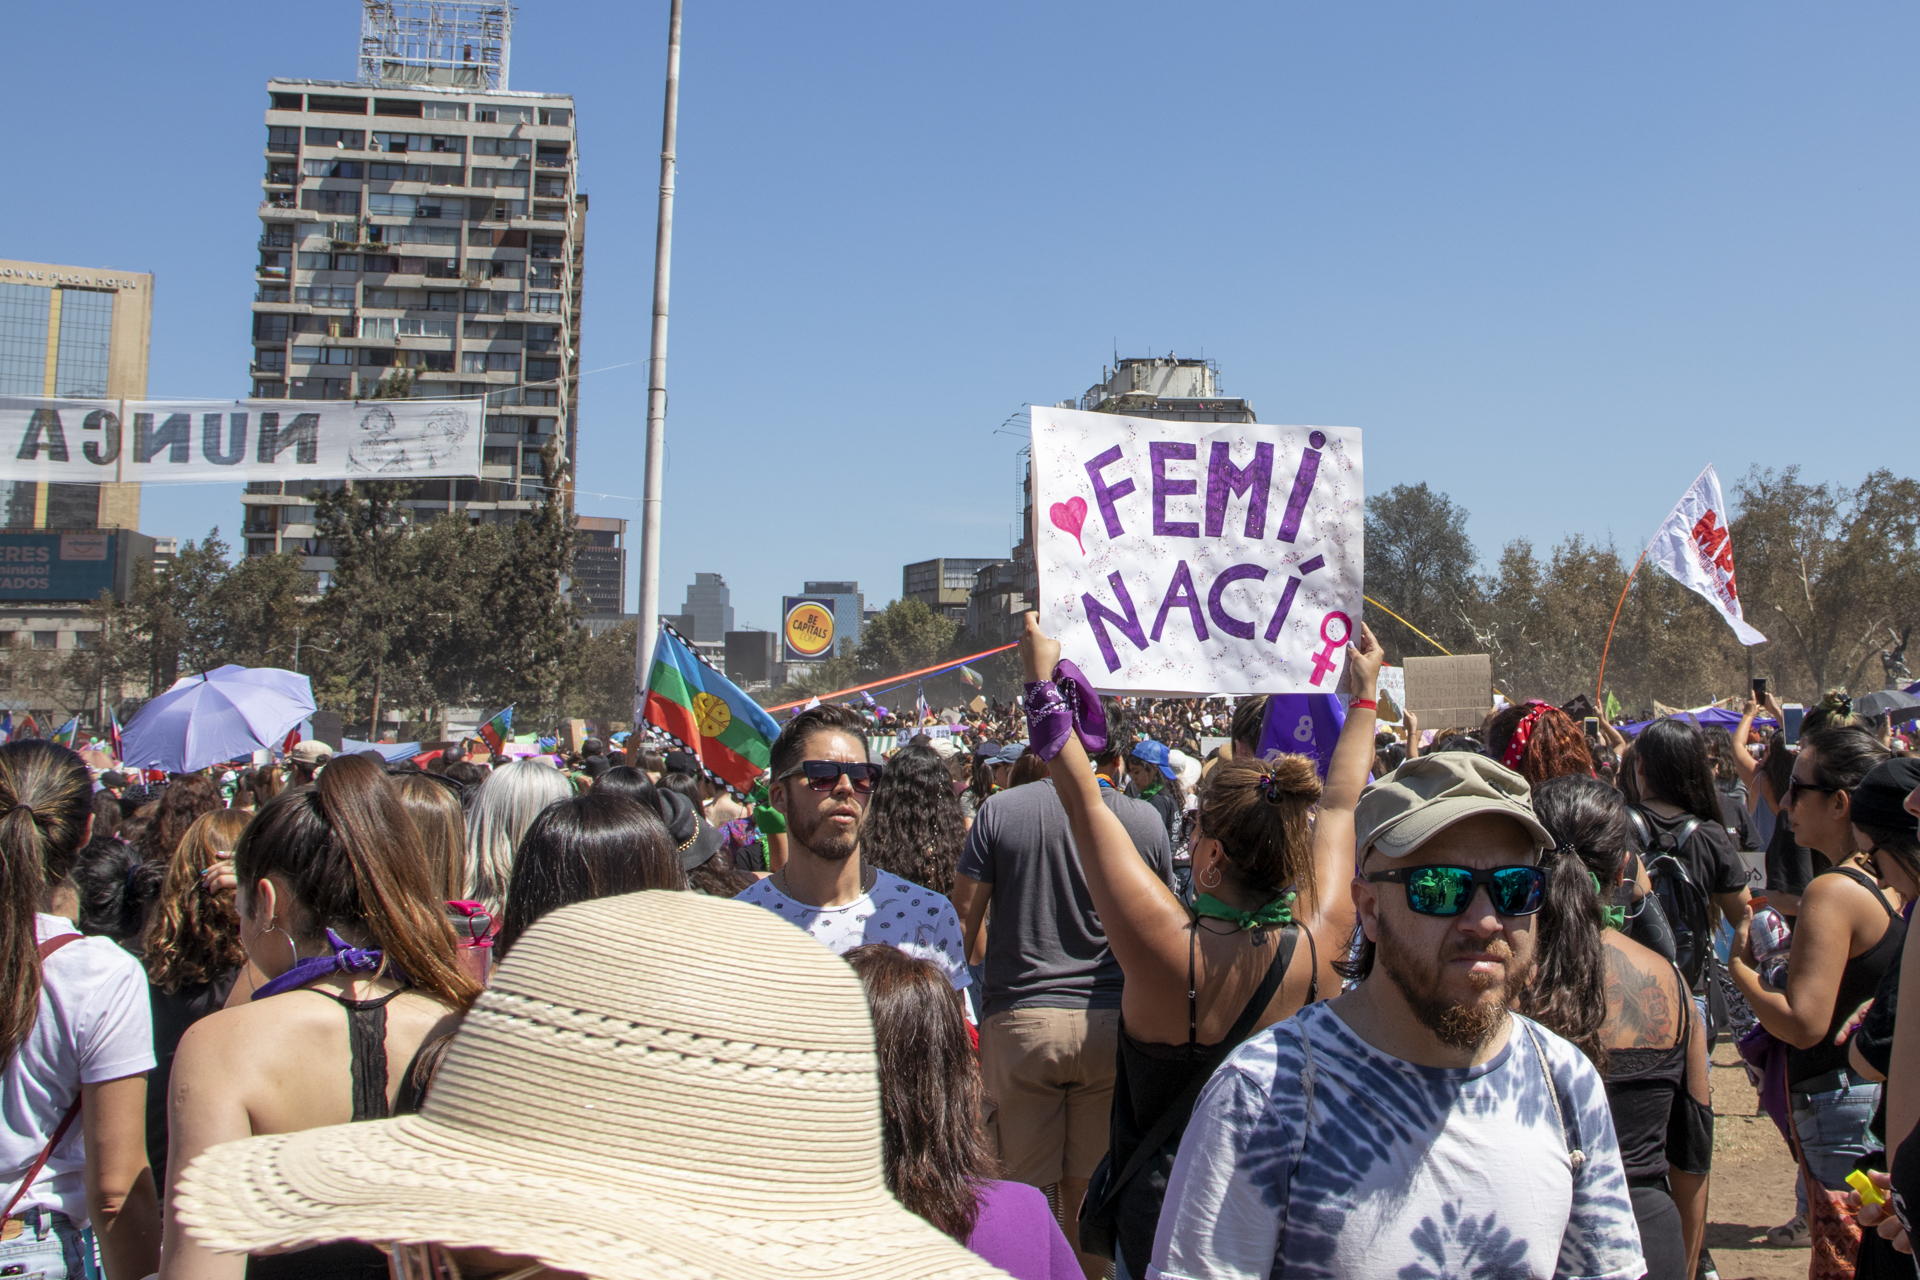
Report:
1627,807,1713,991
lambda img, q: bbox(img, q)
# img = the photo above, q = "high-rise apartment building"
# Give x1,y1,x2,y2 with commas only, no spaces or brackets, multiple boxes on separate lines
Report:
902,559,998,625
0,259,148,532
681,572,733,642
241,3,584,571
572,514,625,617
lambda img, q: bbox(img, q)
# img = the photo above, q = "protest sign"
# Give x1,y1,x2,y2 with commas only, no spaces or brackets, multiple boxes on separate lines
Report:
1402,655,1493,733
0,397,482,483
1375,665,1406,726
1031,406,1363,696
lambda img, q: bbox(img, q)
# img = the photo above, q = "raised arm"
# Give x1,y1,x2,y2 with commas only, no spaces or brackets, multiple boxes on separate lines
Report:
1301,623,1383,930
1021,616,1193,1004
1732,700,1763,792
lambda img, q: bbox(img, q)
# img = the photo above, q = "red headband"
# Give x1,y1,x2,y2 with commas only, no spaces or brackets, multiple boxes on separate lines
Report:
1502,701,1553,770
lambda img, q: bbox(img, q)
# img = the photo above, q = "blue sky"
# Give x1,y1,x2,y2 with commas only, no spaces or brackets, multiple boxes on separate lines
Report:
6,2,1915,635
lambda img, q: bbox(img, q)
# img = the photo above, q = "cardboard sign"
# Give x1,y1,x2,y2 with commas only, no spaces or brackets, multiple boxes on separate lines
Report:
1031,406,1363,696
1402,655,1493,733
1376,665,1406,726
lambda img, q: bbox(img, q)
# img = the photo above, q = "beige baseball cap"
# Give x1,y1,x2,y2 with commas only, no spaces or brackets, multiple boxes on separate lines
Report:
1354,752,1553,859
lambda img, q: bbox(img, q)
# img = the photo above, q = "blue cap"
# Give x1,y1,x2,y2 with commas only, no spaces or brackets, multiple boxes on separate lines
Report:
1131,739,1177,779
973,740,1002,760
994,743,1026,766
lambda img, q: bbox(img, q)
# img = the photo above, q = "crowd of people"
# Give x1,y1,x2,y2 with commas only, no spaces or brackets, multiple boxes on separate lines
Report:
1,618,1917,1280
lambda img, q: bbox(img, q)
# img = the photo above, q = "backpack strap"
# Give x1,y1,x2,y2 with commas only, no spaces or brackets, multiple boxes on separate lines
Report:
0,934,87,1224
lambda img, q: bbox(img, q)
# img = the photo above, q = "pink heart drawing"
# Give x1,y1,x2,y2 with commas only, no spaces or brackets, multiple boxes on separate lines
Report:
1049,497,1088,555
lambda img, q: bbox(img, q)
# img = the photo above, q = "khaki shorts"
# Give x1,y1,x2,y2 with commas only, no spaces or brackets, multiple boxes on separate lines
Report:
979,1006,1120,1186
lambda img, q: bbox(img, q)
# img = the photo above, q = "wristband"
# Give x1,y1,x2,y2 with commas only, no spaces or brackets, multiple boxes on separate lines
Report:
1349,699,1377,712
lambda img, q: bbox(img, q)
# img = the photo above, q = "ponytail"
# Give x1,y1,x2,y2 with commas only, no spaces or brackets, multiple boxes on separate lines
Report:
235,754,478,1011
0,742,95,1065
1523,773,1635,1072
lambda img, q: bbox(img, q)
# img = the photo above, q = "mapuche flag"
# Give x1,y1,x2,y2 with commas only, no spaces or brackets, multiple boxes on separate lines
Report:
478,705,514,754
1647,465,1766,646
50,717,79,749
644,625,779,795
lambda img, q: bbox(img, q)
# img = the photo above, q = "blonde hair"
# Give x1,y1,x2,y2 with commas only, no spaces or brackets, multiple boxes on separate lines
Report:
396,774,466,901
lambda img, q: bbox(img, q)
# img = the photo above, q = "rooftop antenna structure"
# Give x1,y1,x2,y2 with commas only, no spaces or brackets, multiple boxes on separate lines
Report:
361,1,514,90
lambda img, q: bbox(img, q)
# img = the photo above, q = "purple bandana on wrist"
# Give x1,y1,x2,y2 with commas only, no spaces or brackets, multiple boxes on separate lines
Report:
251,927,405,1001
1025,660,1108,761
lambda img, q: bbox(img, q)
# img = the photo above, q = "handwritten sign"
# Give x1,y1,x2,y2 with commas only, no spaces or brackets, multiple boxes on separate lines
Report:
1402,654,1493,733
1031,406,1362,696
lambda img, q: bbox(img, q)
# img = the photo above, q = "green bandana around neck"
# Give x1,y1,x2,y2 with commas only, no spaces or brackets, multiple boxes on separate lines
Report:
1140,781,1165,799
1589,872,1626,931
1192,890,1295,931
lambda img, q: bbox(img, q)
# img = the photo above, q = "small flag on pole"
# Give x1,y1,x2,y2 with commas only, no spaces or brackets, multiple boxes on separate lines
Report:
960,664,983,689
479,705,515,755
19,713,40,740
1646,465,1766,646
106,705,122,759
50,717,79,748
0,711,12,744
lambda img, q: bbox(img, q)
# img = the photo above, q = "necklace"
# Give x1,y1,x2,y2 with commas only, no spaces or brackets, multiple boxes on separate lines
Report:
775,861,874,907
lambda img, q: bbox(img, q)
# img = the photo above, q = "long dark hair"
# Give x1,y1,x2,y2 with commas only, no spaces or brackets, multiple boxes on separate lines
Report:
862,746,968,897
0,742,94,1064
844,944,999,1242
496,793,683,957
1196,754,1321,902
1634,718,1724,827
1801,726,1890,797
235,752,478,1010
1521,775,1618,1070
75,838,162,945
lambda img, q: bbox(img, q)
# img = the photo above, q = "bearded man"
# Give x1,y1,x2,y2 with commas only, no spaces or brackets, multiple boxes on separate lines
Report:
734,703,970,1000
1149,754,1645,1280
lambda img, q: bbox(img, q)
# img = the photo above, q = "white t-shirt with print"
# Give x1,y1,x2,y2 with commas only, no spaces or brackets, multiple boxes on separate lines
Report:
1151,1002,1645,1280
0,915,155,1226
736,868,971,992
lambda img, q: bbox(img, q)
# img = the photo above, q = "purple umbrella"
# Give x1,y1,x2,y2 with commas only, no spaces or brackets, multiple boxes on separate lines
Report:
121,664,317,774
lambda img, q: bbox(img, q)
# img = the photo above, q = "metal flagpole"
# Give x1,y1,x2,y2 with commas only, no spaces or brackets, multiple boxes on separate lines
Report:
634,0,683,722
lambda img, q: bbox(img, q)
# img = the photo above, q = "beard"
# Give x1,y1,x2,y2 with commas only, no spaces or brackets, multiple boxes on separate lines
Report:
791,803,863,863
1376,925,1520,1053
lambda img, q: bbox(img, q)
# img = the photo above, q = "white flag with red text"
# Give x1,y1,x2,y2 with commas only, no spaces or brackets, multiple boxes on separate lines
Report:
1647,465,1766,646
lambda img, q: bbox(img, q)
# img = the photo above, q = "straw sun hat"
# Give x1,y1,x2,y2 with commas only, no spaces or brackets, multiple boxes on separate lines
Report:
173,892,1012,1280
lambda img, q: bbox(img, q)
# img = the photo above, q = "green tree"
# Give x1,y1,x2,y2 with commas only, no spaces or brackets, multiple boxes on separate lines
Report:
1364,482,1483,663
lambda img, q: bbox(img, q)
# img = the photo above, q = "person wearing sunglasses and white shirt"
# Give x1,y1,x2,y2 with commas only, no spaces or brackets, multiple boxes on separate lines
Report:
1149,751,1644,1280
735,704,971,1003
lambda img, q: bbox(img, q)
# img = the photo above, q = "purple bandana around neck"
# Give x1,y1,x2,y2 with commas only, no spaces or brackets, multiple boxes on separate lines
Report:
1025,660,1109,761
251,927,403,1001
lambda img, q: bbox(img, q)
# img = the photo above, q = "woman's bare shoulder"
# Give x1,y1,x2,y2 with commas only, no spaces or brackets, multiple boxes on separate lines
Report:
1601,934,1684,1051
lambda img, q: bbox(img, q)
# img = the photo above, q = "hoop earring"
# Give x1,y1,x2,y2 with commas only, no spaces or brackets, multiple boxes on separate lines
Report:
261,919,299,969
1199,863,1222,891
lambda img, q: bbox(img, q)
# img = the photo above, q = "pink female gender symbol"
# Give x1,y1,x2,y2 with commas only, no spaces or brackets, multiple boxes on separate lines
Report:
1309,611,1351,686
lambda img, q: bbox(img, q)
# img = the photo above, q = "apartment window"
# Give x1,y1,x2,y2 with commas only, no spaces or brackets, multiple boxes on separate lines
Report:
254,348,286,372
362,254,399,274
370,161,427,182
304,127,366,148
423,258,460,279
256,286,291,303
294,313,354,337
470,259,522,281
464,321,495,340
402,350,454,372
360,317,396,340
364,289,400,309
266,163,297,185
425,292,459,312
468,198,525,221
481,167,528,188
533,176,567,198
472,137,531,157
429,166,464,186
267,126,300,153
375,98,423,117
372,132,464,154
303,159,363,179
535,145,569,167
462,351,520,373
271,92,303,110
290,346,353,366
31,632,57,650
289,376,352,399
526,262,561,286
482,446,517,467
398,317,455,337
262,224,296,247
253,314,291,341
293,286,356,307
474,106,533,124
358,348,397,367
295,252,358,271
522,388,557,406
387,225,459,245
530,204,568,223
301,190,360,215
423,102,467,121
537,108,571,126
367,193,453,219
521,449,547,476
259,251,290,278
526,292,561,313
530,234,564,258
525,357,559,381
253,380,286,399
309,94,366,114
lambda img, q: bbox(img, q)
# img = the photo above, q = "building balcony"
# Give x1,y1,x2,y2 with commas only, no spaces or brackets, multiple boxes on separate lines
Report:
262,196,298,211
257,266,289,281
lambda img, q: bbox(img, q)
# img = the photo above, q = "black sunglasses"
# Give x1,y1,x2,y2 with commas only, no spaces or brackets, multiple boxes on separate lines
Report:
1366,865,1548,917
1784,775,1842,803
778,760,883,794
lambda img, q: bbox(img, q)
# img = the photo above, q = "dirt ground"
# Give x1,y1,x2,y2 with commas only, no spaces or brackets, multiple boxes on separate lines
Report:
1706,1043,1809,1280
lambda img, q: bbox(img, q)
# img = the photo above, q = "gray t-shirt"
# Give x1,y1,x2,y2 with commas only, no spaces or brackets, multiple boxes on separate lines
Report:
957,779,1174,1017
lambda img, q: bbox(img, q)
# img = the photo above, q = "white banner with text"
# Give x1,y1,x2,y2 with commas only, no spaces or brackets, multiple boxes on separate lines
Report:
1031,406,1363,696
0,397,484,483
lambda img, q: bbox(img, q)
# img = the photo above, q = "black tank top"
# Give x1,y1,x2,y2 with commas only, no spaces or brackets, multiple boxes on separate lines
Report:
1786,866,1904,1088
246,990,411,1280
1603,964,1692,1182
1105,923,1314,1278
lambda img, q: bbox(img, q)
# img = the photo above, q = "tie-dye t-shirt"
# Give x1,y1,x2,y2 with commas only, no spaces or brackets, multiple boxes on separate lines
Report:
1149,1003,1644,1280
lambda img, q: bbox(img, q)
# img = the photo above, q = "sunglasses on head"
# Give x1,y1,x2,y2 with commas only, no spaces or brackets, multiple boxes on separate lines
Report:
1366,864,1548,917
778,760,882,794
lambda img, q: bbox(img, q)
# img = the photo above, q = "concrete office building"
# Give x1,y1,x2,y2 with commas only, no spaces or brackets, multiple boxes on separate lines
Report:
902,559,1000,625
682,572,733,642
241,1,584,572
572,514,625,617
